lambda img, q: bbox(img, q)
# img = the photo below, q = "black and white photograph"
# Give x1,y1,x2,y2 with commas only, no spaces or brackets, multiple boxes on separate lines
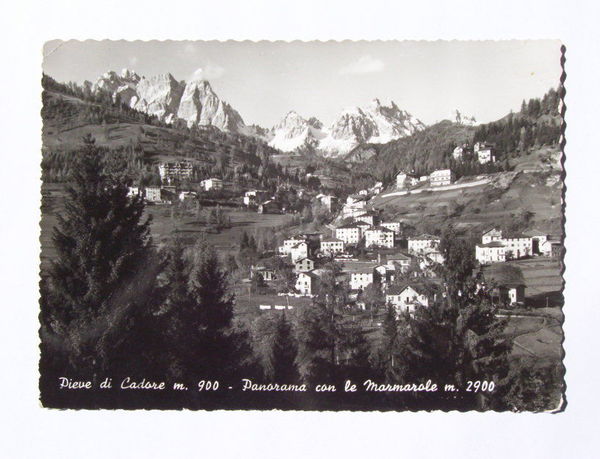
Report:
37,39,567,411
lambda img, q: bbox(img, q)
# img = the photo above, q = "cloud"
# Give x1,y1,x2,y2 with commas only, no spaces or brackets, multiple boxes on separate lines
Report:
339,55,385,75
190,62,225,80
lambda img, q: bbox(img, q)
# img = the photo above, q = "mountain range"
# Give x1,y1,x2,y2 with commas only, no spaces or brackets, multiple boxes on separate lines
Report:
87,69,426,157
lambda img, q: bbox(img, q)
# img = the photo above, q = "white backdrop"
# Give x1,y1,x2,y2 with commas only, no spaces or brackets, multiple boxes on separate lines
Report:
1,1,599,457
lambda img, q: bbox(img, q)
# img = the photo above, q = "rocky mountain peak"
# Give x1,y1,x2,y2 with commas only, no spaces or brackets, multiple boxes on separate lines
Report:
88,69,245,133
270,99,425,157
120,68,140,82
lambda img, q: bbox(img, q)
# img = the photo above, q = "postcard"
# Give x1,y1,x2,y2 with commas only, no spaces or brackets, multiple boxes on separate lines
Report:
39,40,565,411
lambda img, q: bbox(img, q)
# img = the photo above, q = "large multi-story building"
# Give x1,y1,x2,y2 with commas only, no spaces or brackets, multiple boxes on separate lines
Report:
478,229,533,261
364,226,395,248
144,186,163,203
503,236,533,259
475,241,507,264
429,169,455,187
335,224,362,245
158,161,193,183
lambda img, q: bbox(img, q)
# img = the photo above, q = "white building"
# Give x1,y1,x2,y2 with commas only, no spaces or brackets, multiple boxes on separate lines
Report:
335,225,362,245
127,186,141,198
380,221,401,235
364,226,395,248
503,236,533,259
523,230,549,255
423,250,444,265
295,272,318,296
386,285,431,314
320,238,345,256
342,199,368,219
475,241,507,264
479,229,532,260
343,262,379,291
178,191,197,202
289,242,309,262
158,161,193,183
350,271,376,291
200,178,223,191
429,169,455,186
477,148,495,164
396,171,419,189
475,142,496,164
144,186,162,203
482,228,503,244
370,182,384,194
408,235,441,254
279,236,307,255
243,189,270,206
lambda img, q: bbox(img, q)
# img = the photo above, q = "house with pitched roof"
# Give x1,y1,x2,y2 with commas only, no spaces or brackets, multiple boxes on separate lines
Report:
386,284,434,314
295,271,319,296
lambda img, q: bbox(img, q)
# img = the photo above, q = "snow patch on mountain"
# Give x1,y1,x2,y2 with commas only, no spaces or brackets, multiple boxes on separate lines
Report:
268,99,425,157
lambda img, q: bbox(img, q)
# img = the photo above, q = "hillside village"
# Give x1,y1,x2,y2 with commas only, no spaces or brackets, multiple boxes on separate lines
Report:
118,131,563,318
40,73,564,321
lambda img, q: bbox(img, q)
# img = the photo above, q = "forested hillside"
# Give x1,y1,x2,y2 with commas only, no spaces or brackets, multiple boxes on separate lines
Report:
352,88,562,186
41,75,319,191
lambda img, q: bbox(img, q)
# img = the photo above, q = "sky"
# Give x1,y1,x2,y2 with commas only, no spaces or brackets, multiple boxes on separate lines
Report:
42,40,562,127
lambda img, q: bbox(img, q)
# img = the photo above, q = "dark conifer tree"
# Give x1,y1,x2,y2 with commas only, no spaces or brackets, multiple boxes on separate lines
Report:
377,305,408,381
269,313,299,383
189,237,250,381
403,226,512,410
40,134,154,390
296,263,346,385
240,231,249,250
339,322,372,381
